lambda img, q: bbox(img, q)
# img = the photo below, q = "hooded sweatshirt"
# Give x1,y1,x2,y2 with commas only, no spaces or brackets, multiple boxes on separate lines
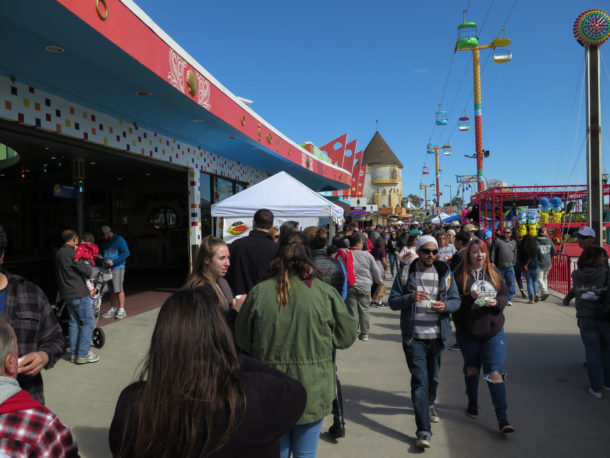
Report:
572,266,610,318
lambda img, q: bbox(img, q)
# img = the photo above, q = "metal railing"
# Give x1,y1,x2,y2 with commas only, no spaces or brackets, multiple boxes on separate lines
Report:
548,253,578,295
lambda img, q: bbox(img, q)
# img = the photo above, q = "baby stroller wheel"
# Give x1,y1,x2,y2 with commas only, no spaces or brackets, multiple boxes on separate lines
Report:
92,327,105,349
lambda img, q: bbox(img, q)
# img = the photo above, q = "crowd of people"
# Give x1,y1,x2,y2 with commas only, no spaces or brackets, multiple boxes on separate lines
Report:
0,211,608,456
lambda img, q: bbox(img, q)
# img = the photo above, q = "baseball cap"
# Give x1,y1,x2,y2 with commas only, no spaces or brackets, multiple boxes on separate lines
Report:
101,225,112,234
576,226,595,238
417,235,438,251
447,229,456,236
464,223,478,232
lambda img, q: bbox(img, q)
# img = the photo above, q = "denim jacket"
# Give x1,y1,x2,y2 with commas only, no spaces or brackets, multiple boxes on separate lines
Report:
388,260,460,348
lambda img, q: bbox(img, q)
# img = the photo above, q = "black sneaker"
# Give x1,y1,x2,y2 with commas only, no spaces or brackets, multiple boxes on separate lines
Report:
541,293,549,301
466,403,479,418
448,342,460,351
499,419,515,433
328,421,345,439
520,289,526,299
534,295,539,303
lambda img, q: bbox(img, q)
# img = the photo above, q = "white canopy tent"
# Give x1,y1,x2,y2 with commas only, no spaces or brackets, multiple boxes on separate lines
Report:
211,171,344,243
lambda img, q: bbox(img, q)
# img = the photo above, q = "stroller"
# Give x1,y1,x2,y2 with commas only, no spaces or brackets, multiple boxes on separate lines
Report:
53,268,107,350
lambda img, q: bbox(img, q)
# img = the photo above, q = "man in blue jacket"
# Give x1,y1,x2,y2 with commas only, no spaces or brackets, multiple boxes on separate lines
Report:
389,235,460,450
101,226,130,319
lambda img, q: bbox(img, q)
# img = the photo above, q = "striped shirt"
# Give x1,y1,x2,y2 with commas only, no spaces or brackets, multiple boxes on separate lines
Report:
413,266,441,340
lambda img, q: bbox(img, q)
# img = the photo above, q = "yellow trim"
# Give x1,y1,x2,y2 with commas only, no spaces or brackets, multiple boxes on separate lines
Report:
371,178,401,186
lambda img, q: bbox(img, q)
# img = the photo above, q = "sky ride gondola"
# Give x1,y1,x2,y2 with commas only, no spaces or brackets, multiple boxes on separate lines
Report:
435,107,448,126
492,35,512,63
427,143,435,154
456,21,478,50
422,165,430,175
458,115,470,131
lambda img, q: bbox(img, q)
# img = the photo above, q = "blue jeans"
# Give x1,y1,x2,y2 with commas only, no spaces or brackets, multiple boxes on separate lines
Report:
498,266,515,301
456,329,508,421
403,339,443,438
280,419,323,458
525,267,540,300
577,317,610,392
388,253,399,277
66,296,95,357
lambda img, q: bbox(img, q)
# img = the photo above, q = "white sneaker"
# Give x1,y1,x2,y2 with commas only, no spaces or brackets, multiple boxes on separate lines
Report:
589,388,602,399
102,307,117,318
115,308,127,319
416,437,431,449
75,351,100,364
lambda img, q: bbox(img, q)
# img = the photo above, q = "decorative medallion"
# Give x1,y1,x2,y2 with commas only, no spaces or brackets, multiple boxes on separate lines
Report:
574,9,610,46
257,124,261,141
241,115,246,127
305,156,311,168
266,133,273,144
186,70,197,96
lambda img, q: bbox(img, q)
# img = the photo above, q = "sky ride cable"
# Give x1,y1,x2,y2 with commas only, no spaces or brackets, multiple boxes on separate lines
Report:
553,60,585,185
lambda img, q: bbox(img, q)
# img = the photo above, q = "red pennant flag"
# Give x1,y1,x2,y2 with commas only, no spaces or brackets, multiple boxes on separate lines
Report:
320,134,347,168
344,148,362,197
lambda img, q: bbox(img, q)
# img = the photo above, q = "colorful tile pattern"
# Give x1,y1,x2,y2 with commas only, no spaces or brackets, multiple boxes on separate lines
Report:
0,76,268,248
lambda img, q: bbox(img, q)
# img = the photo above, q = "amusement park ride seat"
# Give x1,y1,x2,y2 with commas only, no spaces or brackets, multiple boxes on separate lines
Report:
427,143,435,154
492,37,512,63
435,110,448,126
457,21,479,50
458,116,470,131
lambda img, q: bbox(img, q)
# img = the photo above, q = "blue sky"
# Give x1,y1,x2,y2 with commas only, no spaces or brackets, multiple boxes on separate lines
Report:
139,0,610,203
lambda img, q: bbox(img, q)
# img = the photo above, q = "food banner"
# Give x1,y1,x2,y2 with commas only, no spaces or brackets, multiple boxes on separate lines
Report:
222,217,320,243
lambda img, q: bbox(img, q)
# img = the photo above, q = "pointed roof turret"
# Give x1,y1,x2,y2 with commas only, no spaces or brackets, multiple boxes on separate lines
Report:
362,131,403,168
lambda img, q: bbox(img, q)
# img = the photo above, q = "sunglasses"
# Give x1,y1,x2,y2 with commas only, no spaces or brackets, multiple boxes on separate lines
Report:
420,248,438,255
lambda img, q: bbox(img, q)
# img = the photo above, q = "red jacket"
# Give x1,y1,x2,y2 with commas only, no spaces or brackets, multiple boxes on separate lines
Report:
0,389,79,457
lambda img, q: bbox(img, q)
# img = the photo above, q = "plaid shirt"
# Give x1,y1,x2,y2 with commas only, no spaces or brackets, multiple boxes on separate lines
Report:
0,402,78,457
2,270,64,404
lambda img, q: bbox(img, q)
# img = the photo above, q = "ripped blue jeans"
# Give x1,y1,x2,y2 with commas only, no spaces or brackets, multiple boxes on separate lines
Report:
456,328,508,421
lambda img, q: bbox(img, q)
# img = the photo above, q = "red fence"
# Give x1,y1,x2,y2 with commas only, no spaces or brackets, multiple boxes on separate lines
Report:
548,254,578,295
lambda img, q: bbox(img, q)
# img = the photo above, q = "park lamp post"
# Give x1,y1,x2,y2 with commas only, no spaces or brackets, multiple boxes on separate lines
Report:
455,13,512,192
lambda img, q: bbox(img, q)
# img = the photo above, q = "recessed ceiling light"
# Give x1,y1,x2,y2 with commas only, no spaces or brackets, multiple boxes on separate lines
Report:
118,177,123,181
145,172,151,176
43,163,48,167
89,161,96,165
0,173,5,177
25,169,31,173
136,90,152,96
43,146,50,150
45,45,64,53
50,156,57,159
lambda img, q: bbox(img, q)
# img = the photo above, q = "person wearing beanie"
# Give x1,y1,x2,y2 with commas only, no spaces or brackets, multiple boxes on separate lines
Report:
389,235,460,450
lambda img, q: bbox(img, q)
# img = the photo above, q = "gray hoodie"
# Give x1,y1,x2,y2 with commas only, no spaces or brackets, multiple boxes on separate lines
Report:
0,376,21,405
572,267,610,318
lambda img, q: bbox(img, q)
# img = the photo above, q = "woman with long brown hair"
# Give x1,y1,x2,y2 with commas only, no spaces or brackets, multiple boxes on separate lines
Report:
235,232,357,458
185,235,246,322
452,239,514,434
109,288,306,457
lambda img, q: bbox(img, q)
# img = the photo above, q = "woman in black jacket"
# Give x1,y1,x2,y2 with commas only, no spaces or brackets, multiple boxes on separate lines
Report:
453,239,514,434
109,288,306,457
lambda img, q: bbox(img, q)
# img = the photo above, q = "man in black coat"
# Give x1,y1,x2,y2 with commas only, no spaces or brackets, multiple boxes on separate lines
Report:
226,209,278,295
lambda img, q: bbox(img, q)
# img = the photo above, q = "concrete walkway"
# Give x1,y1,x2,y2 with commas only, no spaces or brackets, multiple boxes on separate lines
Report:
44,280,610,457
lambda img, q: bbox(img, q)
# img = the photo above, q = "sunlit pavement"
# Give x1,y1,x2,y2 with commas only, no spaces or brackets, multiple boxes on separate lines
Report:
44,277,610,457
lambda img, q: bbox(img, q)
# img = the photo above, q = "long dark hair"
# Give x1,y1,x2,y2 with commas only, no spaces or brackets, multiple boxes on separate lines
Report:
117,289,246,457
518,234,537,262
266,232,320,307
578,246,607,269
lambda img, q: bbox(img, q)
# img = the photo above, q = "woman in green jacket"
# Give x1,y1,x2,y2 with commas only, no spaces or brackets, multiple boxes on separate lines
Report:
235,231,358,458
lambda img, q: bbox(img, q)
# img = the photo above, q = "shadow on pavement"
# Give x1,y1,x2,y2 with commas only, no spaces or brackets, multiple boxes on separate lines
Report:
73,426,110,458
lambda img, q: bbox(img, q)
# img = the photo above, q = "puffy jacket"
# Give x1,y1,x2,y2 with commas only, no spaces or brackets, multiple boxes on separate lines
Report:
312,249,346,298
235,274,357,424
388,260,460,348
